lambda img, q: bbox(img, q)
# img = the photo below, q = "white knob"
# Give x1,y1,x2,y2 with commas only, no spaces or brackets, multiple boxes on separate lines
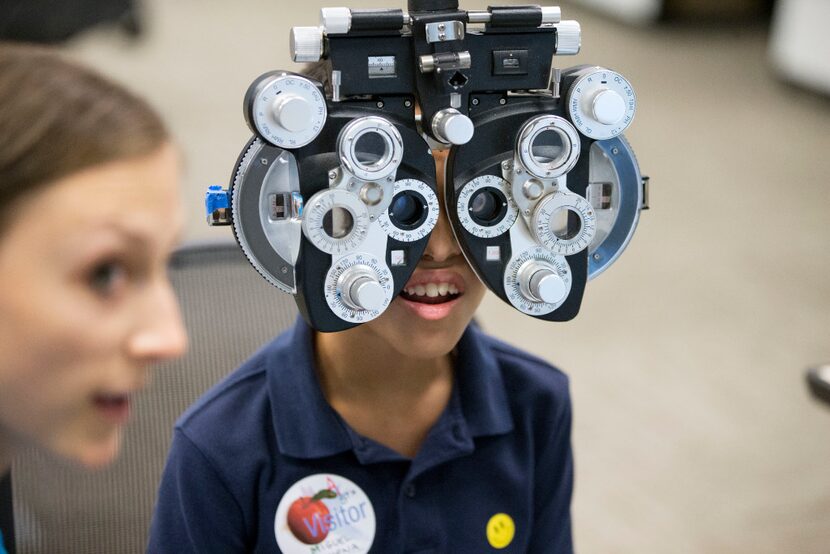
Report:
320,7,351,34
431,108,474,145
529,269,567,304
540,6,561,24
290,26,324,63
554,20,581,55
517,261,568,304
339,266,386,311
350,277,385,311
272,95,312,132
591,89,626,125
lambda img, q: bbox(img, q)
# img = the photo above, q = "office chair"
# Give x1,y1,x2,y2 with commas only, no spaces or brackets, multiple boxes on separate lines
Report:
2,240,297,553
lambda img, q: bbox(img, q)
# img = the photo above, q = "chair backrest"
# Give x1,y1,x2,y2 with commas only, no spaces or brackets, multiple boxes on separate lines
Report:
8,240,298,553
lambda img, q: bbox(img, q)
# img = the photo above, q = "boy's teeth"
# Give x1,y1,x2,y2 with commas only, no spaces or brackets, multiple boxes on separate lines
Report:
405,282,458,297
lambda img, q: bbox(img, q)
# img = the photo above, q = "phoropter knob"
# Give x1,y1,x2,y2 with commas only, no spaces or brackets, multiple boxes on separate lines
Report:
339,265,386,311
290,26,324,63
554,20,581,55
272,94,312,133
566,66,636,140
517,261,568,304
431,108,474,145
320,7,351,34
591,89,626,125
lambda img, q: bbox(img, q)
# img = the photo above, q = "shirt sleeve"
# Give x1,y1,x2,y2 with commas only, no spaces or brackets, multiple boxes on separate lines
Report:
147,429,249,553
527,385,574,553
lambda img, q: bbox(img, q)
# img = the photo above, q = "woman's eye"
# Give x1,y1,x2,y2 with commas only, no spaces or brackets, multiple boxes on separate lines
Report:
88,261,127,296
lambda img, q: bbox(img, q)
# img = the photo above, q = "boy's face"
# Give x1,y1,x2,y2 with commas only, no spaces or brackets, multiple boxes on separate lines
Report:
358,148,487,359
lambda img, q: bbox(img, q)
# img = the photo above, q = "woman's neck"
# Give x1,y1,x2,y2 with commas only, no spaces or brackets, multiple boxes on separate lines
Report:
0,431,12,475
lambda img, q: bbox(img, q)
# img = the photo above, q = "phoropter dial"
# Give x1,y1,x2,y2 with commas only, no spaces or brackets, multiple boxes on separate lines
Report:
245,72,327,148
337,116,404,182
530,192,597,256
456,175,518,238
516,115,581,180
567,67,636,140
518,260,568,304
377,179,439,242
338,265,387,311
325,253,394,323
431,108,475,146
302,188,371,255
504,246,572,315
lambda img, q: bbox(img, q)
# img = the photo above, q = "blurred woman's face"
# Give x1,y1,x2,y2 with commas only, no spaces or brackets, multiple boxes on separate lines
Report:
0,143,187,469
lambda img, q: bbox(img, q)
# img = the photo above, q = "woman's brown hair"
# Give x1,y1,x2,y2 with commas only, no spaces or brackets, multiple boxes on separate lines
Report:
0,43,169,225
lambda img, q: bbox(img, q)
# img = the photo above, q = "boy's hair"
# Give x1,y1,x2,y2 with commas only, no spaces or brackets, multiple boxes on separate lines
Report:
303,59,333,96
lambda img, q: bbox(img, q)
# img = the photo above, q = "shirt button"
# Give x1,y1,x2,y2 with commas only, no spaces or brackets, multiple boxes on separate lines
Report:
404,483,416,498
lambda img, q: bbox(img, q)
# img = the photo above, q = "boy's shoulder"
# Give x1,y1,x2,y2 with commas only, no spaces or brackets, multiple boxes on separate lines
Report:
479,327,569,386
175,327,294,436
471,326,571,411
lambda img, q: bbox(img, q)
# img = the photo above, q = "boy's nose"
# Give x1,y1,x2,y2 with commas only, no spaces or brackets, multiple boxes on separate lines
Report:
421,148,462,263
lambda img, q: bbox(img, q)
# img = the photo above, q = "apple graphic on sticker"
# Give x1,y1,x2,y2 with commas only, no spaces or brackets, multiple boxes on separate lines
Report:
287,489,338,544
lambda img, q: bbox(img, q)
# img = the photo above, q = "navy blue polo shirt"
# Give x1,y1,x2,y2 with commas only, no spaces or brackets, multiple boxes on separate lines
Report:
148,318,573,553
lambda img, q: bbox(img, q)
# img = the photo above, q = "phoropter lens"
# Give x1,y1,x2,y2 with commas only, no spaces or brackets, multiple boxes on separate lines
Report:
322,207,355,239
354,131,388,169
469,187,508,226
388,190,427,230
550,207,581,241
531,129,568,167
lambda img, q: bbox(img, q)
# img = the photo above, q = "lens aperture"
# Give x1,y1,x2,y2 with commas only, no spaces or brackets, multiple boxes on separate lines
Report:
354,131,389,170
388,190,428,230
550,207,581,241
322,207,355,239
531,129,567,166
469,187,508,226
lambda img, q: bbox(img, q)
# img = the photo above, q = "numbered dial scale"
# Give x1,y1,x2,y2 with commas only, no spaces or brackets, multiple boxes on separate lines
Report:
245,71,327,148
301,188,371,255
504,246,573,315
456,175,518,238
531,192,597,256
567,67,636,140
377,179,439,242
325,253,394,323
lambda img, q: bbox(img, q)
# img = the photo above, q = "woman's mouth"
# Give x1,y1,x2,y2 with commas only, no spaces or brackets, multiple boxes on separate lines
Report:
92,393,132,425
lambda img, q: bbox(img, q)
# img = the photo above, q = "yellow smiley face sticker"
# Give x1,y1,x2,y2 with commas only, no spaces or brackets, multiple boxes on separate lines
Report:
486,513,515,549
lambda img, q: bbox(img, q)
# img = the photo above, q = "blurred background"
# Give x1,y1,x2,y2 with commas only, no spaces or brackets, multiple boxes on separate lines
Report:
3,0,829,552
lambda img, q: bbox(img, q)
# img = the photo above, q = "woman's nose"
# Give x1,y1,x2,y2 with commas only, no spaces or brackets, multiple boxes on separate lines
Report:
127,280,188,364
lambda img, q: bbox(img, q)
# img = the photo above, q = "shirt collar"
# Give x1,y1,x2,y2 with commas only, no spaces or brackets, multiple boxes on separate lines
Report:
267,317,514,460
268,318,353,459
454,322,514,437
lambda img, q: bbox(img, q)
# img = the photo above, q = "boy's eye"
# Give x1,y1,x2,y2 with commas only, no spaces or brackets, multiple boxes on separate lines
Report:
88,261,127,296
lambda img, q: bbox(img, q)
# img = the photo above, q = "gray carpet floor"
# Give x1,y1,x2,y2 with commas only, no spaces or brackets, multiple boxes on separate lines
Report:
64,1,830,552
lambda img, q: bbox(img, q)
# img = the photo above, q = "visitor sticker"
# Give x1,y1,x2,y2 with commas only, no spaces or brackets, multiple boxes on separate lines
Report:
275,473,376,553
